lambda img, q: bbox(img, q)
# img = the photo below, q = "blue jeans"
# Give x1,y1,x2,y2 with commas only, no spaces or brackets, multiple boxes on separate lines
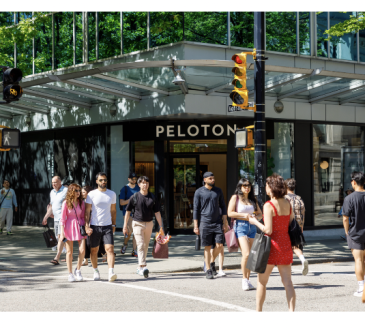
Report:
234,220,256,239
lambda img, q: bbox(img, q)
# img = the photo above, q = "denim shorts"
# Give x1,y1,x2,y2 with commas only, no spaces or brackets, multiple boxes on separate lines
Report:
234,220,256,239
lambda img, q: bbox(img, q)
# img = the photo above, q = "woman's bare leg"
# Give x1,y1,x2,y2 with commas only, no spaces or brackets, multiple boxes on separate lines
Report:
277,264,296,312
77,239,85,271
238,236,252,279
256,264,275,312
65,241,73,273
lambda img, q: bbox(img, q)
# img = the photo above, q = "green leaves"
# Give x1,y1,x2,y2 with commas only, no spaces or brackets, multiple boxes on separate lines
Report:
324,12,365,39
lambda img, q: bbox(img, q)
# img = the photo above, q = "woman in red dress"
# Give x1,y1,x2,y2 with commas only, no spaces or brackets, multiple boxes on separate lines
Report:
249,174,296,312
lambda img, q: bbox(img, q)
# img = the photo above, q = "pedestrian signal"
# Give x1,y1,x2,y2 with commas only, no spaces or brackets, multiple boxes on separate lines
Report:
2,68,23,103
0,128,21,149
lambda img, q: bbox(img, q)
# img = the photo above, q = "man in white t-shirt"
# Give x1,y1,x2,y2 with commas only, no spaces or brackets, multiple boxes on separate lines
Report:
85,172,117,282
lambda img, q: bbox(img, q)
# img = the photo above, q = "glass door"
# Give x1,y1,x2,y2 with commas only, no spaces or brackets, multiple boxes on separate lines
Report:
170,156,199,232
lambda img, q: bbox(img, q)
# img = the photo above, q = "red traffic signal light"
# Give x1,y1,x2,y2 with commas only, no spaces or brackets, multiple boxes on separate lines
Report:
2,68,23,103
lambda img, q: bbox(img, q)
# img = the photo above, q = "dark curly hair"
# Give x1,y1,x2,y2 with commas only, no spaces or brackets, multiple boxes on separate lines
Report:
82,185,92,194
65,183,83,210
266,174,286,199
234,178,257,211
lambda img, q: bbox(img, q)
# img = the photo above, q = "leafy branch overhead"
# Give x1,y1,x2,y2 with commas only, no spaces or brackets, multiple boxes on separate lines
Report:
323,12,365,39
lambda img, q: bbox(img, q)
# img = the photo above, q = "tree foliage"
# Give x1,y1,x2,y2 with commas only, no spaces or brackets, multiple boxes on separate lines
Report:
324,12,365,39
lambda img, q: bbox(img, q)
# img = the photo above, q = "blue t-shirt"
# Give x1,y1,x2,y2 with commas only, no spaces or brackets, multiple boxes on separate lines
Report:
120,184,140,215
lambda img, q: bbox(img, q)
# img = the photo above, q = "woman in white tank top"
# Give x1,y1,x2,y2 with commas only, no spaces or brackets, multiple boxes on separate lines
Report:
228,178,263,291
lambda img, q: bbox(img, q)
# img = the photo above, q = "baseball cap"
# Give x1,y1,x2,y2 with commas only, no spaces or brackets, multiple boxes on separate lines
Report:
128,173,137,179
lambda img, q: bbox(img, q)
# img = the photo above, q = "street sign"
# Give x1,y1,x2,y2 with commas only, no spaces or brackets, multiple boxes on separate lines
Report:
228,103,255,113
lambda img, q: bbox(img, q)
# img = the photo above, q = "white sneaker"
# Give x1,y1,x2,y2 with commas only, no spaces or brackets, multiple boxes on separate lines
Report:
247,280,255,290
68,273,76,282
62,247,66,254
74,268,83,281
354,287,364,297
302,260,309,276
93,269,100,281
242,278,250,291
216,271,226,277
136,267,141,274
108,272,117,282
138,267,149,278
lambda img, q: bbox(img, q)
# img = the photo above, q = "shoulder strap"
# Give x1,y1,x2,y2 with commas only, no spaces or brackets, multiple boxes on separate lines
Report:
235,195,239,212
267,201,278,217
124,185,128,200
0,190,10,207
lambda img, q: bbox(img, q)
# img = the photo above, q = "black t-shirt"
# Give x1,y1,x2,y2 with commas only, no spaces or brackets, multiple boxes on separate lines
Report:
342,191,365,242
126,192,160,222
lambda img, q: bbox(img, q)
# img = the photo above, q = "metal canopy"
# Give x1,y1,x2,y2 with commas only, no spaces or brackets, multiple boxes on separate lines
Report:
1,58,365,119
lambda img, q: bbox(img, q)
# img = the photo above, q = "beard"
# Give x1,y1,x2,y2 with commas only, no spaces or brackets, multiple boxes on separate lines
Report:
98,183,106,189
207,182,215,187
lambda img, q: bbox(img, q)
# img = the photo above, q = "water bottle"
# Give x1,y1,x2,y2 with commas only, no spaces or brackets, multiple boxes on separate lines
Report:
195,235,201,251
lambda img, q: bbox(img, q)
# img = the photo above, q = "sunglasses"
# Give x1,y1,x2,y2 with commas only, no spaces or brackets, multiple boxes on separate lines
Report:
74,189,81,193
99,179,107,182
242,184,251,187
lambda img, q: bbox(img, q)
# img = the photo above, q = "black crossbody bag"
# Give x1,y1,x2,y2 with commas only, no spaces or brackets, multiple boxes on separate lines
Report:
0,190,10,208
73,205,87,236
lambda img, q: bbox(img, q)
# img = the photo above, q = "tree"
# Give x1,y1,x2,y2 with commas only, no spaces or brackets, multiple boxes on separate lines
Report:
324,12,365,39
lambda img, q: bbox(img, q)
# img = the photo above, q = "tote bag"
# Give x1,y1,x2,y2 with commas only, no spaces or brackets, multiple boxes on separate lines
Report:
246,232,271,274
43,225,58,248
224,195,240,253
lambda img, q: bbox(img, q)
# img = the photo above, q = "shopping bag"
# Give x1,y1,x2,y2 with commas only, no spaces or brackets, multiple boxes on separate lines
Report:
224,227,239,252
43,225,58,248
152,240,169,259
246,232,271,274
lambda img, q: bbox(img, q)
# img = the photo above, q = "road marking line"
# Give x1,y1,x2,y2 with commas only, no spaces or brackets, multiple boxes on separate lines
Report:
1,274,255,312
291,269,356,276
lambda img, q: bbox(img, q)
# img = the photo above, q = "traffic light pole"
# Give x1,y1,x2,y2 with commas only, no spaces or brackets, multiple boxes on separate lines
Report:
254,12,266,210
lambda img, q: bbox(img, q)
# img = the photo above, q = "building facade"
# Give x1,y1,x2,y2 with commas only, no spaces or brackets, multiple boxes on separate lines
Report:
1,12,365,234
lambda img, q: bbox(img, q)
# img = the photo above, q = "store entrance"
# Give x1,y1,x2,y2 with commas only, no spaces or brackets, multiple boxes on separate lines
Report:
169,153,227,234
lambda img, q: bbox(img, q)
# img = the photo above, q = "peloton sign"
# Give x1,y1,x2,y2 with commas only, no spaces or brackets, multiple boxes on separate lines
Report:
156,123,238,139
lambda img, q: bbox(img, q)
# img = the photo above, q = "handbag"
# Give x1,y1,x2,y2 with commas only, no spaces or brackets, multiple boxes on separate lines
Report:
224,195,240,253
73,205,87,237
288,217,306,248
43,225,58,248
246,232,272,274
152,228,169,259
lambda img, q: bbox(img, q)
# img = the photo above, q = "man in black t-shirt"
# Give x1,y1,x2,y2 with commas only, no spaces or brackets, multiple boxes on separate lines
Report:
342,171,365,298
123,176,163,279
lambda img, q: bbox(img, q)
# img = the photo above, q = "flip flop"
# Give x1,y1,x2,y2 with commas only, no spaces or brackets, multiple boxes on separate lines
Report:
50,259,60,265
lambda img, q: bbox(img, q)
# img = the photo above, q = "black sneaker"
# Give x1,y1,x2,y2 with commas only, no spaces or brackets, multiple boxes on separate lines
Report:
210,262,217,276
206,269,214,279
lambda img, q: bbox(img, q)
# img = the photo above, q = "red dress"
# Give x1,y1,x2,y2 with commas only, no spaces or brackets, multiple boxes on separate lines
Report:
265,201,293,265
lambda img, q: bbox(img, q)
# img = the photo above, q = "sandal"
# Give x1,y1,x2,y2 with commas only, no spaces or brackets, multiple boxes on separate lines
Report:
50,259,60,265
101,253,107,263
81,258,88,266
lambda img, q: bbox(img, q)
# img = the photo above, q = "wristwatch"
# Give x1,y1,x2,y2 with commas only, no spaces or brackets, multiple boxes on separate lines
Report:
112,225,116,227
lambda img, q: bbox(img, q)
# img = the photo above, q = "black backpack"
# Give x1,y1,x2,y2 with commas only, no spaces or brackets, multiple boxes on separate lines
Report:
119,185,129,211
130,192,156,217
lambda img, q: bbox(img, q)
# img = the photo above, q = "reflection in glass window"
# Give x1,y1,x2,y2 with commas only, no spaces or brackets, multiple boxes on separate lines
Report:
35,15,52,73
16,12,32,22
123,12,147,54
54,12,74,69
17,39,33,76
75,12,83,64
266,12,296,53
313,124,364,226
267,123,295,179
184,12,228,45
238,148,254,183
169,140,227,153
360,27,365,62
135,141,155,193
330,12,357,61
230,12,254,48
98,12,121,59
0,12,13,27
150,12,183,48
317,12,328,57
88,12,96,61
299,12,310,55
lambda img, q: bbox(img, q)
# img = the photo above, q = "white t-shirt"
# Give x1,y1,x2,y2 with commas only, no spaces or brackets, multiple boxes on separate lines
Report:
85,189,116,226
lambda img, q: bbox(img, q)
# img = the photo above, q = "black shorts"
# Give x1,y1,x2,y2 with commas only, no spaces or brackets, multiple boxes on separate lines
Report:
347,235,365,250
90,225,114,248
200,223,224,247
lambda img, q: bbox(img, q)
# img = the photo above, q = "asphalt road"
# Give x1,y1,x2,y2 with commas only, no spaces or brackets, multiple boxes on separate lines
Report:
1,261,364,312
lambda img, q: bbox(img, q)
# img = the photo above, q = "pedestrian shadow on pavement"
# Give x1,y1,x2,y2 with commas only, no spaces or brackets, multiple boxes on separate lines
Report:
266,284,344,291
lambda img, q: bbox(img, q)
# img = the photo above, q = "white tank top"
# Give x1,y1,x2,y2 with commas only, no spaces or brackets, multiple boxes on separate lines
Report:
237,201,254,214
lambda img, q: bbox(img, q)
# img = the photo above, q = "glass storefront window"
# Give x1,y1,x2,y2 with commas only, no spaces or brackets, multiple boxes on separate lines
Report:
54,12,74,69
35,15,52,73
360,27,365,62
135,141,155,193
88,12,96,62
150,12,183,48
169,140,227,153
98,12,121,59
330,12,357,61
313,124,364,226
299,12,310,55
317,12,328,57
122,12,147,54
230,12,254,48
16,12,32,22
184,12,228,45
75,12,83,64
266,12,296,53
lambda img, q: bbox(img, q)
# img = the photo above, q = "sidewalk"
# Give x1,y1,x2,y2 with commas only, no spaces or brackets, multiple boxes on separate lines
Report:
0,226,353,276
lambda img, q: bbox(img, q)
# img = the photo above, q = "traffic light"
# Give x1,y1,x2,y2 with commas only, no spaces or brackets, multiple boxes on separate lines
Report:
2,68,23,103
0,127,21,149
230,53,248,109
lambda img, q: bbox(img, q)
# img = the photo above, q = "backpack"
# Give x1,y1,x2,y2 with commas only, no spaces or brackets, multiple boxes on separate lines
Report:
130,192,155,218
285,194,305,227
119,185,129,211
